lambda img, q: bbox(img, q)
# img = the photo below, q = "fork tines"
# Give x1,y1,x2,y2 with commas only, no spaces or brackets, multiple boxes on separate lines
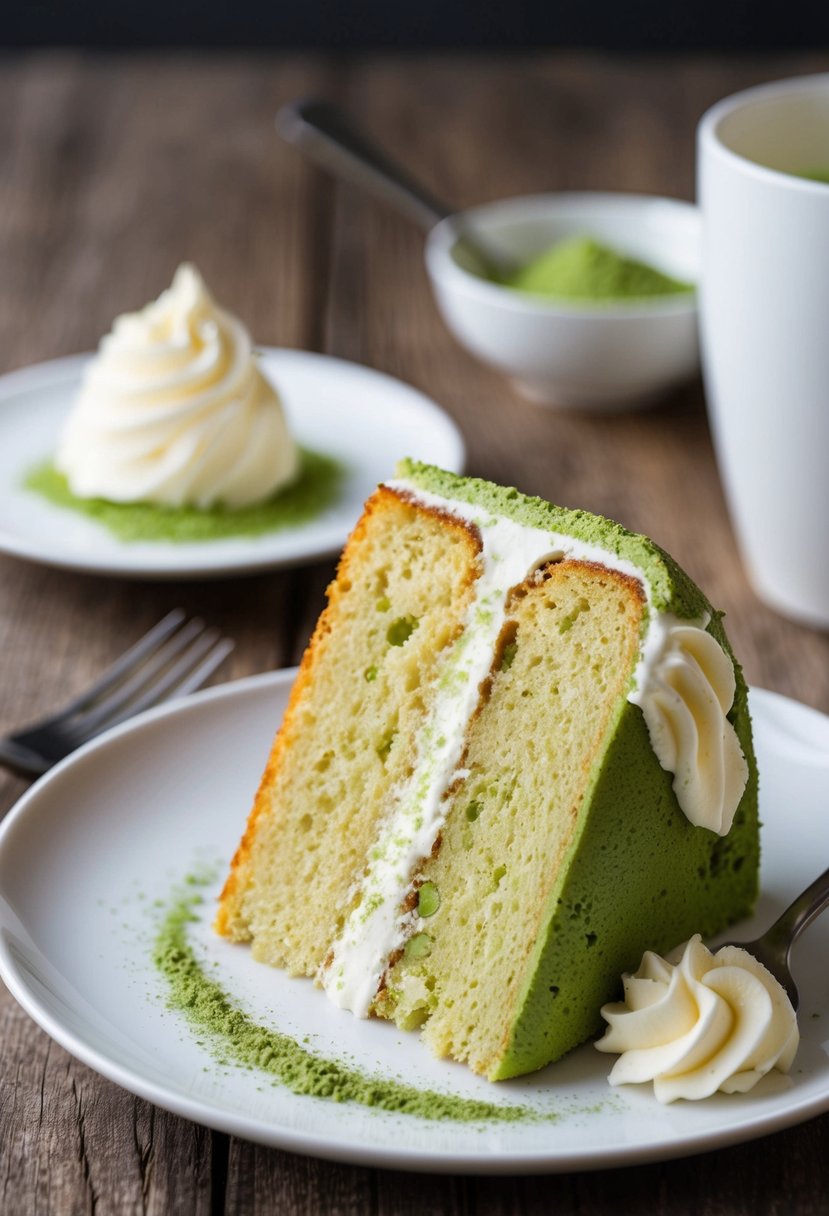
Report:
1,611,234,777
61,610,235,740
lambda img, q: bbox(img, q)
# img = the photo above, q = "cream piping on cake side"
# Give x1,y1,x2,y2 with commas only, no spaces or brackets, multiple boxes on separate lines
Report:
319,479,749,1019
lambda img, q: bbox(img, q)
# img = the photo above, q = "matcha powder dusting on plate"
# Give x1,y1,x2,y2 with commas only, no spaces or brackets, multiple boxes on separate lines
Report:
153,878,549,1124
505,236,694,303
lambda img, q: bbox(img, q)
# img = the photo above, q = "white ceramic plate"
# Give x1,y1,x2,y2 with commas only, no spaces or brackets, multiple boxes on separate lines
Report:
0,671,827,1174
0,351,464,579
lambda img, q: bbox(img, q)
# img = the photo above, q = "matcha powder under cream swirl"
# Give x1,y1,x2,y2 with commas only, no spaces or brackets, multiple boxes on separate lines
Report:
56,265,299,509
217,461,758,1081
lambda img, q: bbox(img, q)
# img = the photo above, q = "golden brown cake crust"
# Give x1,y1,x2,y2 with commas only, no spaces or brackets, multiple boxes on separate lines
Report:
213,489,388,936
214,484,480,941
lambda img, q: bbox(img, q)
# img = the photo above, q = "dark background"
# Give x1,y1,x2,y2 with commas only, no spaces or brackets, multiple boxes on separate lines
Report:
6,0,829,50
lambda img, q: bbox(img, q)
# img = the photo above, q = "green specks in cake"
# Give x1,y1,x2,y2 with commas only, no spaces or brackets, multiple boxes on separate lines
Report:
387,616,418,646
558,597,591,635
392,981,437,1031
500,641,518,671
465,800,483,822
439,665,470,695
359,893,383,922
364,608,420,685
405,932,433,960
417,882,441,918
376,728,397,761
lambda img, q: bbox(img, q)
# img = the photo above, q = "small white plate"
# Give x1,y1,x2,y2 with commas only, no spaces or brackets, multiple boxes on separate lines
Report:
0,351,464,580
0,671,827,1174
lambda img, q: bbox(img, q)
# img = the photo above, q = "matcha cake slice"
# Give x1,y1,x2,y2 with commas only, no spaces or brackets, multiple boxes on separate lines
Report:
216,461,758,1081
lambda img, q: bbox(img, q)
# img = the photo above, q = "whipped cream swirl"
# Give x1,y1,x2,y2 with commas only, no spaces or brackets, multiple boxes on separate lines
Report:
56,264,299,509
596,935,799,1102
634,623,748,835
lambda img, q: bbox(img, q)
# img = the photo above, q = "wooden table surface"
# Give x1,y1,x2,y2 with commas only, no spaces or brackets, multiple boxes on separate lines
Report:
1,50,828,1215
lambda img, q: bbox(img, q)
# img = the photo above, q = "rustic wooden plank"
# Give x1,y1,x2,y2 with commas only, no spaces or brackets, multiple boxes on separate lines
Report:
557,1114,829,1216
1,48,829,1216
0,993,217,1215
372,1169,470,1215
224,1145,374,1215
0,50,337,369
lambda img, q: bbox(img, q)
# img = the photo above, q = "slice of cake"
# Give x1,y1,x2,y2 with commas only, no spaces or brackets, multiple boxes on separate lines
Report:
216,461,758,1081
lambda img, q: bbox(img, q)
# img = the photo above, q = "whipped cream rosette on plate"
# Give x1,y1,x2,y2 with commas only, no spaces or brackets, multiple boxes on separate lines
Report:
56,264,299,509
596,935,799,1101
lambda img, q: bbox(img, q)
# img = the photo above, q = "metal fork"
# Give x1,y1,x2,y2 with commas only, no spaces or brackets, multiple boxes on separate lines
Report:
0,610,234,777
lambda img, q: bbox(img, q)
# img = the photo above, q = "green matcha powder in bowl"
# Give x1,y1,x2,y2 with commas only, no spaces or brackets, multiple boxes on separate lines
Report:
425,191,701,411
503,235,693,303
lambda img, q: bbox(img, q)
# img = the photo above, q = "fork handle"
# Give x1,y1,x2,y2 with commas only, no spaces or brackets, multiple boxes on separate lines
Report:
762,865,829,956
276,99,517,279
0,738,49,778
277,98,450,232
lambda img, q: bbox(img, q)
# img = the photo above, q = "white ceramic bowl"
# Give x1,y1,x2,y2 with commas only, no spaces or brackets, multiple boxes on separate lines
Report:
425,193,701,411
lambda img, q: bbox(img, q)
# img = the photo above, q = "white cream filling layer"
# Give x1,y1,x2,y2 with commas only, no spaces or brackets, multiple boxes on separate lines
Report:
319,480,749,1017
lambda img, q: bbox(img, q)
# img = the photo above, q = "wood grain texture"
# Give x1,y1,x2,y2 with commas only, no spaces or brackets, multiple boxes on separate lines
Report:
0,49,827,1216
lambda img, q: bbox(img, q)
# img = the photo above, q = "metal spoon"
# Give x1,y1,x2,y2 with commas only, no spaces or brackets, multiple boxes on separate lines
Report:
722,865,829,1010
276,98,519,281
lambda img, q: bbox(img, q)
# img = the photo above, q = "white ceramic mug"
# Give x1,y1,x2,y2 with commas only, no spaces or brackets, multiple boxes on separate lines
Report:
698,75,829,628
